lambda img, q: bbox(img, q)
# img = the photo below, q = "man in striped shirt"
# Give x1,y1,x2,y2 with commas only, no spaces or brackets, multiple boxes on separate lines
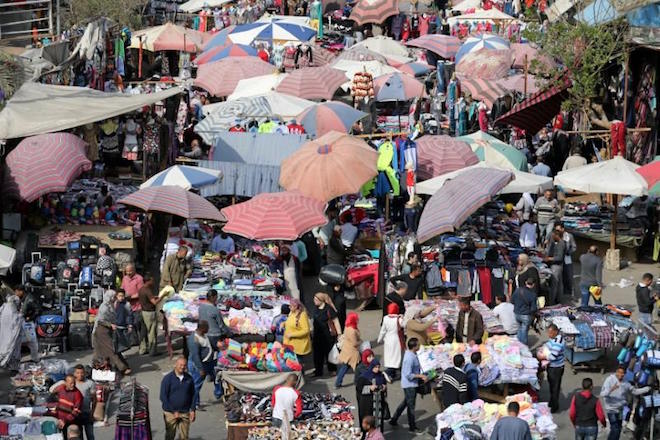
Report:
441,354,468,409
544,324,565,413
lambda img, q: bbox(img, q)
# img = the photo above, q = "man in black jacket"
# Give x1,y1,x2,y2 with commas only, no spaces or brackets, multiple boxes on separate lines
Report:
160,356,196,440
441,354,468,409
383,281,407,317
391,265,424,300
636,273,656,326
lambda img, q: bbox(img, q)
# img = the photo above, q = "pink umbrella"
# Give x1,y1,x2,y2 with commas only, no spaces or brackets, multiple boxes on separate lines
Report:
297,101,367,138
195,43,256,65
456,48,512,80
276,66,347,100
499,73,541,95
280,131,379,201
221,191,327,240
416,135,480,180
194,57,276,97
460,77,508,107
396,61,435,77
510,43,554,70
406,34,461,59
4,132,91,202
118,185,225,221
350,0,400,25
132,22,205,52
336,47,388,64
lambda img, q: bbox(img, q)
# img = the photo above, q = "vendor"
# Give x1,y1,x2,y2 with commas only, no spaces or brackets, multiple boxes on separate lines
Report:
271,374,302,428
160,246,192,292
390,264,424,300
271,245,303,301
209,229,235,254
403,306,436,345
455,297,484,345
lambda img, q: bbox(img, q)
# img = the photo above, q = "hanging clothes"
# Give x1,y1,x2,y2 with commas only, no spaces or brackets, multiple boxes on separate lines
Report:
377,141,400,196
476,267,492,305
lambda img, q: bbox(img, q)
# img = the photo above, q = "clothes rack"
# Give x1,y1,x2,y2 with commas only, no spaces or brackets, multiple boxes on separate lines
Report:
115,379,151,440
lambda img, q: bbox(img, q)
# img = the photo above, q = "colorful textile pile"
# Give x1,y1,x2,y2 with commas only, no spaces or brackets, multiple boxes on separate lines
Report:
224,301,284,335
406,299,504,334
248,421,361,439
162,300,200,332
435,393,557,440
217,341,302,372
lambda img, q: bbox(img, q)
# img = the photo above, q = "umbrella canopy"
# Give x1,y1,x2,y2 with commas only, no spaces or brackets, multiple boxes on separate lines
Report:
451,0,481,12
636,160,660,188
554,156,648,196
459,131,528,171
306,44,337,66
415,135,480,180
417,162,553,196
455,34,510,63
118,185,225,221
195,43,257,65
179,0,232,12
194,57,276,97
417,168,514,242
447,8,515,25
0,244,16,276
456,48,512,80
352,36,410,59
297,101,367,138
396,61,434,77
221,192,327,240
229,21,316,45
228,73,285,100
331,60,398,88
337,46,388,64
459,77,509,107
201,26,236,51
140,165,222,190
130,22,205,52
373,72,425,102
510,42,555,70
275,66,346,100
349,0,400,25
498,73,541,95
4,132,91,202
406,34,462,59
280,131,379,201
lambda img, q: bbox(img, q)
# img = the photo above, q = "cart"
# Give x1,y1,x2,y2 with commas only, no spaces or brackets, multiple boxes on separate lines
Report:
565,347,607,374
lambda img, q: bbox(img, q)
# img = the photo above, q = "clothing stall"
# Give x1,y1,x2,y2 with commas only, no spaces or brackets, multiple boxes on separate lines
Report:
115,380,152,440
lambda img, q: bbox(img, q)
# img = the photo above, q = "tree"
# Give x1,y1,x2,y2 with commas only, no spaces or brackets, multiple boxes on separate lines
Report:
65,0,146,29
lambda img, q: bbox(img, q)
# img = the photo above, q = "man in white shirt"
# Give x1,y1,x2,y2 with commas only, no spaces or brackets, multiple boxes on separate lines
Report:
562,149,587,170
492,295,518,336
271,374,301,428
340,213,359,247
519,215,537,249
209,230,235,254
514,192,534,221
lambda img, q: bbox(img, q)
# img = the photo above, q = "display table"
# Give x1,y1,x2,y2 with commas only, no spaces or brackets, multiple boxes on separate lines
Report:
220,371,304,394
573,231,640,262
38,224,135,250
227,422,268,440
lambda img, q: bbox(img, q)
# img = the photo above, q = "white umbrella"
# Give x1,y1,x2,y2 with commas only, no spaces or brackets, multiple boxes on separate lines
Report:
0,244,16,276
351,36,410,59
554,156,648,196
178,0,232,12
417,162,553,195
228,74,286,100
140,165,222,190
331,59,398,91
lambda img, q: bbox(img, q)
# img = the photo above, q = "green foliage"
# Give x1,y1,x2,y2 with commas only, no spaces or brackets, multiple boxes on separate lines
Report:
523,16,627,112
65,0,146,29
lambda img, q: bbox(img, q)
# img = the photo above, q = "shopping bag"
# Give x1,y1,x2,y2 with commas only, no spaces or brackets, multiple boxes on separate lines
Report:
21,322,37,344
359,340,371,353
328,343,341,365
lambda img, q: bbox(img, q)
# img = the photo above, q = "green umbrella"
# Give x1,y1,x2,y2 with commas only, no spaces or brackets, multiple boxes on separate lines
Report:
458,131,528,172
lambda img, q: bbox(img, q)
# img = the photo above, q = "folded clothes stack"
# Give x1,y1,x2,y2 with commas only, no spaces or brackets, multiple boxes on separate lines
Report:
247,421,361,439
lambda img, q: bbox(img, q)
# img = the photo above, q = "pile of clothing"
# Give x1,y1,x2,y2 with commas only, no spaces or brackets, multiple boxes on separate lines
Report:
405,299,505,334
162,300,199,333
247,421,361,439
435,393,557,440
217,341,302,372
224,302,283,335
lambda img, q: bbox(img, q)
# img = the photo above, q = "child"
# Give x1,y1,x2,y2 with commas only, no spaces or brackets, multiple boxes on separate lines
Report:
271,304,290,343
636,273,657,326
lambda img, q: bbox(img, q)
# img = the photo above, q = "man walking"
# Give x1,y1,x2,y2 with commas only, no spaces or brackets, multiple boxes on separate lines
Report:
534,189,559,243
490,402,532,440
441,354,468,407
545,229,566,305
73,365,96,440
542,324,565,413
120,264,145,348
569,378,606,440
556,223,576,297
512,278,538,345
138,274,163,355
390,338,427,434
601,366,650,440
579,246,603,306
160,357,196,440
636,273,656,325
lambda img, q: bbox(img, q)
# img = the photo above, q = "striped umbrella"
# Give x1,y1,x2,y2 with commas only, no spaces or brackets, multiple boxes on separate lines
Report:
229,21,316,45
510,42,555,70
417,168,514,242
415,135,480,180
298,101,367,138
195,43,257,65
129,22,205,52
406,34,461,59
118,185,225,221
456,48,512,80
350,0,400,25
221,191,327,240
373,72,425,102
498,73,541,95
279,131,379,201
4,132,91,202
459,131,528,171
455,34,510,63
396,62,434,77
194,57,276,97
459,77,508,107
307,44,337,66
275,66,347,100
140,165,222,190
201,25,235,51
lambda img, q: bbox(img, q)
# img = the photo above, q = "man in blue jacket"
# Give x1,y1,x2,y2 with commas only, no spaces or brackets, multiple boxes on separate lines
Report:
160,356,196,440
464,351,481,402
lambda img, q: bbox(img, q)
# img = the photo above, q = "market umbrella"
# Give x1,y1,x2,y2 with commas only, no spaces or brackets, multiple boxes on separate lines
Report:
306,44,337,66
118,185,225,221
417,162,553,195
459,131,528,171
352,36,410,59
228,73,285,100
415,135,480,180
331,59,399,89
450,0,481,12
279,131,379,201
454,34,510,63
201,26,236,51
510,42,555,70
416,168,514,243
336,46,388,64
221,191,327,240
297,101,367,138
373,72,425,101
459,77,509,108
405,34,461,59
228,21,316,45
275,66,347,100
130,22,205,52
498,73,542,95
349,0,400,25
194,57,276,97
636,160,660,188
447,8,515,26
179,0,233,12
396,61,434,77
195,43,257,65
456,48,512,80
3,132,92,202
140,165,222,190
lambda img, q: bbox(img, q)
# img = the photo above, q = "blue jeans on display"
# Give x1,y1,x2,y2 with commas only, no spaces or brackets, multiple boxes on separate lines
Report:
575,425,598,440
640,312,652,325
335,363,353,387
516,314,532,345
607,412,622,440
391,387,418,430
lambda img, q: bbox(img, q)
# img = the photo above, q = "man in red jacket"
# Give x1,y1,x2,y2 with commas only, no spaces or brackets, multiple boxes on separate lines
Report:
569,377,606,439
54,375,84,433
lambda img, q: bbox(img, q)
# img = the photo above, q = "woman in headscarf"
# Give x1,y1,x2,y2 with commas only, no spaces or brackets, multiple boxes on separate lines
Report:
283,298,312,362
311,293,341,377
335,312,362,388
510,253,540,296
355,359,388,432
272,244,303,301
377,303,404,380
403,306,436,346
93,290,131,374
0,296,24,371
355,349,374,382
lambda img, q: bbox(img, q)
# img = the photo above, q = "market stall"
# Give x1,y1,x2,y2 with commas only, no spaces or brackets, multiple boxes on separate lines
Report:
38,225,135,251
405,299,505,337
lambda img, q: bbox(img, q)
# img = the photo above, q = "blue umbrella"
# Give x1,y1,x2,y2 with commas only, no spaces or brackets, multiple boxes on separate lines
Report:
202,26,235,51
229,22,316,45
455,34,510,64
140,165,222,190
205,43,258,63
298,101,367,138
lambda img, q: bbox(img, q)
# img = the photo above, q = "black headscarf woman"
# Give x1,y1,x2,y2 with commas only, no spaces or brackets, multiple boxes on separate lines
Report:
355,359,388,431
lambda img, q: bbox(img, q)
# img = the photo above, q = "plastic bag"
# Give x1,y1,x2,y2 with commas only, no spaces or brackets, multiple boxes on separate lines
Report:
328,343,340,365
21,322,37,344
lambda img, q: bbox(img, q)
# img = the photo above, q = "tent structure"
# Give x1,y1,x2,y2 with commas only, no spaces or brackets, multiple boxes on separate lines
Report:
0,83,182,139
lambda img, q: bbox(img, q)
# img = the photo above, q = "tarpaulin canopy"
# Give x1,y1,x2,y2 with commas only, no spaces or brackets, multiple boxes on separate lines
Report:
495,77,571,134
0,83,183,139
219,371,304,393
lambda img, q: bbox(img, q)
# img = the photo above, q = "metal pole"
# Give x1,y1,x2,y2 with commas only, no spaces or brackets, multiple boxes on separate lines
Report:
55,0,60,36
622,47,629,127
48,0,53,38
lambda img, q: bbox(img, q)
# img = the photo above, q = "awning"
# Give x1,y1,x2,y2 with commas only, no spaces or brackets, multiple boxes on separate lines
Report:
495,77,571,134
0,83,183,139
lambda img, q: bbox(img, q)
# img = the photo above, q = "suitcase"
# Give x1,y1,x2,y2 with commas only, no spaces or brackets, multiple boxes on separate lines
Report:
56,262,76,288
68,322,91,350
22,253,46,286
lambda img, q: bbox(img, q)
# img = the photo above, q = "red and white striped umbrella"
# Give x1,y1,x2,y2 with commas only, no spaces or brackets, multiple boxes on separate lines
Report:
4,132,91,202
118,185,225,221
416,135,480,180
276,66,347,100
350,0,400,25
459,77,509,107
221,191,327,240
406,34,461,59
194,57,276,97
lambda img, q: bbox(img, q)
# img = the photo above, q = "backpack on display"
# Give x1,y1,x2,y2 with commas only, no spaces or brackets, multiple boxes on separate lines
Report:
79,266,94,288
36,314,67,338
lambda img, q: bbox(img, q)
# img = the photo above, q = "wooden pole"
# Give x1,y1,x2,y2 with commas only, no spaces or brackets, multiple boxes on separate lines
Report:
523,54,528,96
622,48,630,127
610,194,618,250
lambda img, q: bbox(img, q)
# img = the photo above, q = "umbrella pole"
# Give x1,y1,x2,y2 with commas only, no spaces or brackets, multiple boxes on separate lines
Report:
610,194,618,250
397,100,402,132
